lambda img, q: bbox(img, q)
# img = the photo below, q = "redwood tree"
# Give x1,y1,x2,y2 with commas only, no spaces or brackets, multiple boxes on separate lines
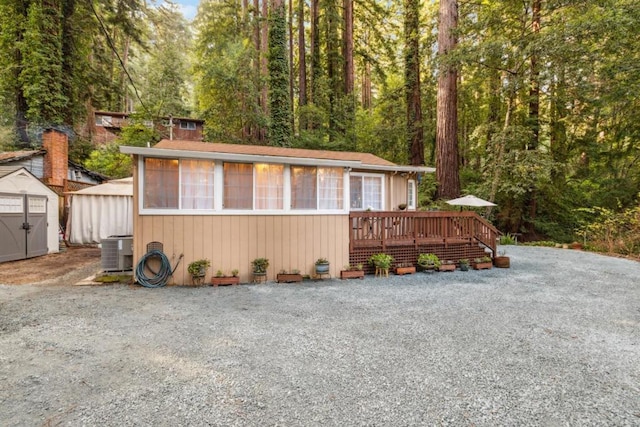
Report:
435,0,460,199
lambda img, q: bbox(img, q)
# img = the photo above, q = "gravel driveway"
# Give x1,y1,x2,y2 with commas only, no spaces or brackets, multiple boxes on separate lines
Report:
1,246,639,426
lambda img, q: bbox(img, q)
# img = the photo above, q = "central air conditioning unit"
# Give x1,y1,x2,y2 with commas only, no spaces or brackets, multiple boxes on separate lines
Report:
101,235,133,271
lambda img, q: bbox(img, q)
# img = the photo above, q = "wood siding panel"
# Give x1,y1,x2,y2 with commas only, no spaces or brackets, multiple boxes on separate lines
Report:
133,214,349,285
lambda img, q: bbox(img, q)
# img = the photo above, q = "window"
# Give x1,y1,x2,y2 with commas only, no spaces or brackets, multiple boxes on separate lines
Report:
350,174,383,210
95,115,112,126
318,168,343,209
407,179,416,210
0,196,23,213
223,163,253,209
255,164,283,209
181,159,215,210
291,166,317,209
144,158,179,208
179,121,197,130
28,197,46,213
73,170,82,180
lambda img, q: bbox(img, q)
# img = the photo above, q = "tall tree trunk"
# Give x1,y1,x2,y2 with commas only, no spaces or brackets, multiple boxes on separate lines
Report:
326,0,341,140
298,0,307,128
13,0,30,144
528,0,541,150
362,60,372,110
342,0,354,95
268,0,292,146
435,0,460,199
309,0,320,130
253,0,262,140
261,0,269,141
405,0,424,166
288,0,294,134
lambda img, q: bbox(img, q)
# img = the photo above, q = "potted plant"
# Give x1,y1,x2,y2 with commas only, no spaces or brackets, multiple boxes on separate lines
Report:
472,256,493,270
277,269,303,283
458,259,470,271
438,260,456,272
417,253,440,271
493,250,510,268
315,258,330,276
187,259,211,285
251,257,269,283
340,264,364,280
393,262,416,275
210,268,241,286
369,253,394,277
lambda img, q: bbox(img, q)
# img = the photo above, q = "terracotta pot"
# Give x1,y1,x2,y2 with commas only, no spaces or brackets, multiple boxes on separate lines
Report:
277,273,303,283
493,256,510,268
393,266,416,275
211,276,240,287
340,270,364,280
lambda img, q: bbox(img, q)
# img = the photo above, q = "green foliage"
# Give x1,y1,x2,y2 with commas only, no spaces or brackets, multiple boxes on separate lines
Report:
499,233,517,245
575,205,640,256
118,122,161,147
188,259,211,276
369,253,394,269
267,4,292,147
84,143,131,179
251,258,269,274
417,253,440,269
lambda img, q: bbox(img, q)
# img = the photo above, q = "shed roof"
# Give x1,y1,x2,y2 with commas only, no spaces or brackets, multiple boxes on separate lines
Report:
0,150,46,164
66,177,133,196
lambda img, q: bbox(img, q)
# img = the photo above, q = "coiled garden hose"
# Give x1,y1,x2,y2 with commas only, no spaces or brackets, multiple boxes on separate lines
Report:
135,250,183,288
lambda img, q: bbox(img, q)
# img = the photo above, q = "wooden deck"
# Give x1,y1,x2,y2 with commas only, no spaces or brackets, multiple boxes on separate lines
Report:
349,211,499,273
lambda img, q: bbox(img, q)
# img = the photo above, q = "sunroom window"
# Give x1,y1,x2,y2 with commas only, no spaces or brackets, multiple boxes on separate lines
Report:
350,174,383,210
318,168,343,209
223,162,253,209
144,158,179,208
291,166,317,209
181,159,215,210
255,163,283,210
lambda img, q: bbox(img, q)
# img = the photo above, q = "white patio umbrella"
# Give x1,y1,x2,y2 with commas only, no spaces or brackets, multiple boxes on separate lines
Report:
446,195,497,209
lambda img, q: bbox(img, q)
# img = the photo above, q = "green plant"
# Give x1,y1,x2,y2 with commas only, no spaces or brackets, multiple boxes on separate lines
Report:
417,253,441,269
474,256,491,263
499,233,517,245
215,270,224,277
231,269,239,277
459,258,470,266
315,258,329,265
251,258,269,274
369,253,394,269
187,259,211,276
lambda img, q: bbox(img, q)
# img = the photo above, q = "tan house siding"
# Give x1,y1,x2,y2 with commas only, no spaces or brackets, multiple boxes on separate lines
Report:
388,174,408,210
134,212,349,285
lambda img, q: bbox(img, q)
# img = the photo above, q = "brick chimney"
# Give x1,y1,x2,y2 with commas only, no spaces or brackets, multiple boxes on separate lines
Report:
42,129,68,187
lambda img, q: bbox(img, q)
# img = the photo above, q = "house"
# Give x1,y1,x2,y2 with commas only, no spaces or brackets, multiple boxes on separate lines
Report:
121,140,435,284
93,111,205,145
0,166,59,262
0,129,110,245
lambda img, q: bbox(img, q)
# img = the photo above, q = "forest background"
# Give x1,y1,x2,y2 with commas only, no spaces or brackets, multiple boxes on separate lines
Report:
0,0,638,255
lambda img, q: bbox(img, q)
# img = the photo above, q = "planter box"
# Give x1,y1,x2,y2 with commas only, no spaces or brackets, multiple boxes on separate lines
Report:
277,273,303,283
393,266,416,275
473,261,493,270
340,270,364,280
211,276,240,287
438,263,456,272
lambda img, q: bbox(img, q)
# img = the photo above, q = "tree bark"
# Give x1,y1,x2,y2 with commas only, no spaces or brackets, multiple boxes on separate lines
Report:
435,0,460,199
342,0,354,95
288,0,294,134
298,0,307,127
405,0,424,166
528,0,541,150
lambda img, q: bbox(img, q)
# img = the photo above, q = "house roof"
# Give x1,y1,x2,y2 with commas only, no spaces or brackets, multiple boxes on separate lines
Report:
0,150,46,164
121,140,435,173
95,111,204,124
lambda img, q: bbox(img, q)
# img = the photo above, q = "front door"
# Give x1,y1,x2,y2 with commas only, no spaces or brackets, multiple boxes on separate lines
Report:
0,193,48,263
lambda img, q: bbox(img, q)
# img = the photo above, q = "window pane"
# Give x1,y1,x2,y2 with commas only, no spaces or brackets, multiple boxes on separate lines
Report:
255,163,283,209
144,158,179,208
181,159,215,210
350,176,363,209
363,176,382,210
407,180,416,209
291,166,317,209
224,163,253,209
318,168,343,209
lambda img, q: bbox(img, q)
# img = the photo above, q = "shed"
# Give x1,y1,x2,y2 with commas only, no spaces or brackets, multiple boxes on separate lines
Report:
0,166,59,263
65,177,133,244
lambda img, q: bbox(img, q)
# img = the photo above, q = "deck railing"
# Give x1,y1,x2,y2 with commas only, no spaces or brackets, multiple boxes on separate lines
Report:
349,210,498,256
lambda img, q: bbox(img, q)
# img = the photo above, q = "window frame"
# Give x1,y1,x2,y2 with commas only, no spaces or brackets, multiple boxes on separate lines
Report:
407,179,416,210
179,121,197,131
349,172,385,211
138,156,350,215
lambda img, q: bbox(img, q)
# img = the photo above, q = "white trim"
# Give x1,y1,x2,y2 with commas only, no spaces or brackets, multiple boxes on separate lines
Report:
407,179,416,210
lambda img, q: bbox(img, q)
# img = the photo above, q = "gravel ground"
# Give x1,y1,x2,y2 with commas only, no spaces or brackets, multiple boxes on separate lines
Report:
1,246,639,426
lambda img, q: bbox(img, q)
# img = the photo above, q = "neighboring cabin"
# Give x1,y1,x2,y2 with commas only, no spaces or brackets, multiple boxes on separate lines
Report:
121,140,433,284
92,111,204,145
